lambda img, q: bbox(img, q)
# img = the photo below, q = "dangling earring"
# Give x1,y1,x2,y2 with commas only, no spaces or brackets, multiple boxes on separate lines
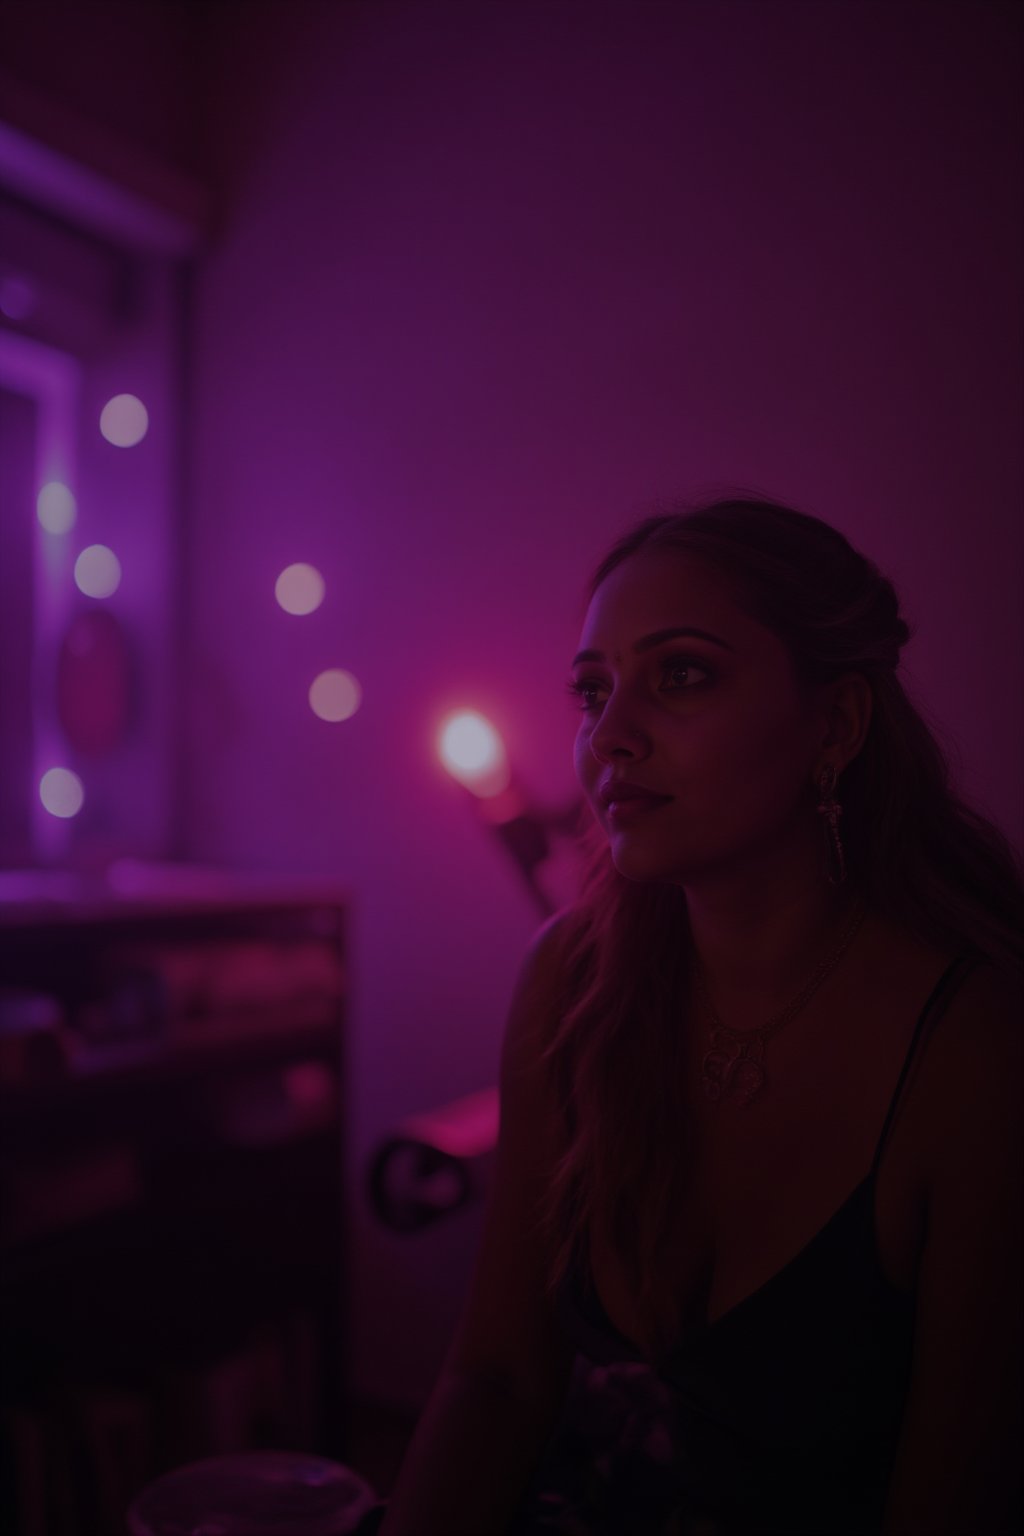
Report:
816,763,847,887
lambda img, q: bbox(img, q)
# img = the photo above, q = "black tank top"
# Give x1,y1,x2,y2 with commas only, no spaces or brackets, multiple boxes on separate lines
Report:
510,948,984,1536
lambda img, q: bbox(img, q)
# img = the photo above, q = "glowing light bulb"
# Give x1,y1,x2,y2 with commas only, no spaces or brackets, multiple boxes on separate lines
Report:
438,711,510,797
39,767,84,818
99,394,148,447
275,563,325,615
74,545,122,598
309,669,361,722
37,482,77,534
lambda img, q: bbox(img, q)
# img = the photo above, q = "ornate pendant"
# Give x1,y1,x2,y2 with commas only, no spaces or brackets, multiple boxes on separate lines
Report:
729,1056,766,1107
701,1045,736,1102
701,1028,767,1108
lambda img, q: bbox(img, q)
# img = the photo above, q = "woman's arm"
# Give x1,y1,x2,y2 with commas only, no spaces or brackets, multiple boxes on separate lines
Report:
881,965,1023,1535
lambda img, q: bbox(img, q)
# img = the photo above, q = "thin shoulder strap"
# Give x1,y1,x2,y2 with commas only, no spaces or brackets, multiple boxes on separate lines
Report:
871,950,983,1174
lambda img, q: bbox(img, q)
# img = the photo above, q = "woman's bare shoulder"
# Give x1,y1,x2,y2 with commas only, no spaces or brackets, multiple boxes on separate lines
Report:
935,953,1023,1051
917,954,1023,1178
879,913,1022,1055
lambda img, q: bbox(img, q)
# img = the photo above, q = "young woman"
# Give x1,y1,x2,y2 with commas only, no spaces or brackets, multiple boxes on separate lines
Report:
380,497,1022,1535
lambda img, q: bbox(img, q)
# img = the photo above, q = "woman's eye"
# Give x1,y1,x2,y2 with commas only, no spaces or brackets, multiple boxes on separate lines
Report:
564,655,710,712
662,656,708,689
564,678,603,710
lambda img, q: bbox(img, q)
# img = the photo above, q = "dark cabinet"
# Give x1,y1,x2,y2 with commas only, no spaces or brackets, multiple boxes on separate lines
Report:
0,884,350,1535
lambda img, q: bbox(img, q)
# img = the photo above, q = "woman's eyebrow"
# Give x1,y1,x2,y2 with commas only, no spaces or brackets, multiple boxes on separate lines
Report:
571,626,735,668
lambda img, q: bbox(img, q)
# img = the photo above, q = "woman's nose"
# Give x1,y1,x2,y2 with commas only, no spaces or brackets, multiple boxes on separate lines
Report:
587,692,650,762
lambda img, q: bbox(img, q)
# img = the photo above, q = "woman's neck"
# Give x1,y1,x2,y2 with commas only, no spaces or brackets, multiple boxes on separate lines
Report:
684,883,870,1023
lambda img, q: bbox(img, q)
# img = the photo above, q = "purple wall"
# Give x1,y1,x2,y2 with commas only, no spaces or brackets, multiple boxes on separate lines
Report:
188,0,1022,1408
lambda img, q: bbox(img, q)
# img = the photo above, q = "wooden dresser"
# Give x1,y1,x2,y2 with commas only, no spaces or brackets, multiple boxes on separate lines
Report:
0,880,351,1535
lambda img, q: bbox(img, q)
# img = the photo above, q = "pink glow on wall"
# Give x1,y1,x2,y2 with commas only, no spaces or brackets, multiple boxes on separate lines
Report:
275,562,324,615
74,543,121,598
99,392,148,447
308,669,360,723
39,766,84,818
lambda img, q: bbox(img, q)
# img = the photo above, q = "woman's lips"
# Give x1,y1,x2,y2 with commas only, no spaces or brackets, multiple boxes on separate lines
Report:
604,794,673,823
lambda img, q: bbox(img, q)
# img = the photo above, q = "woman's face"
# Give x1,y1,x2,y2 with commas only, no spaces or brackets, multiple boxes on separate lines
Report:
570,548,827,886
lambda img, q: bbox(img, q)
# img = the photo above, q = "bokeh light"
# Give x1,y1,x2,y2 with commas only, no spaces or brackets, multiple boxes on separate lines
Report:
74,544,122,598
99,393,148,447
438,711,510,797
36,481,77,534
39,767,84,819
309,669,361,722
275,563,325,615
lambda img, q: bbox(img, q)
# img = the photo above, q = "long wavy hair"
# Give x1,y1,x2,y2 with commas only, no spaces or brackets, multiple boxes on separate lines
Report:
537,494,1024,1361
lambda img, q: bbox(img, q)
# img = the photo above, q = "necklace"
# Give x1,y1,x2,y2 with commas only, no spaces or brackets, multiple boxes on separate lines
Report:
692,895,869,1108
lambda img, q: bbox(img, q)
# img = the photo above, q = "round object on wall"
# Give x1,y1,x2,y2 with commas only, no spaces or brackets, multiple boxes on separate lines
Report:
56,608,133,755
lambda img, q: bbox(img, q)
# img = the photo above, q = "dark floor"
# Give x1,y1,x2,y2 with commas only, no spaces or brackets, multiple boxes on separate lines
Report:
345,1396,419,1501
